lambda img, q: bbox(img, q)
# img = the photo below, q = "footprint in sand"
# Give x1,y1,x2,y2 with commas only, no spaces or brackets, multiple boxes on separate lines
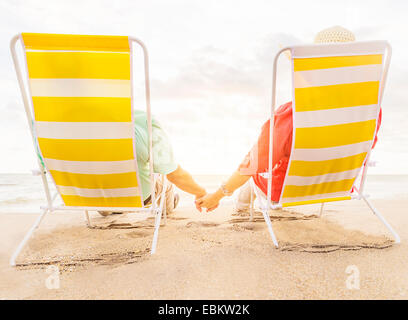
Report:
230,223,264,232
167,216,188,220
122,230,151,238
185,221,219,228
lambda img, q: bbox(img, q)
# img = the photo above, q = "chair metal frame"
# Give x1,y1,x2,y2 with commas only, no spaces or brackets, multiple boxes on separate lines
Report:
9,34,167,266
250,42,401,248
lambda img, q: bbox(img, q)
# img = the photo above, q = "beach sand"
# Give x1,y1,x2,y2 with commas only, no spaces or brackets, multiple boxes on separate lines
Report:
0,175,408,299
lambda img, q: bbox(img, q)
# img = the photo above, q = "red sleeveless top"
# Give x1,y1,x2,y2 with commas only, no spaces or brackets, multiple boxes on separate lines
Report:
238,102,381,201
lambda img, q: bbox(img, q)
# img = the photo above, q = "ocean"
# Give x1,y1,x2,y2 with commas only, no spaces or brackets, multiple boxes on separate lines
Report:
0,173,407,214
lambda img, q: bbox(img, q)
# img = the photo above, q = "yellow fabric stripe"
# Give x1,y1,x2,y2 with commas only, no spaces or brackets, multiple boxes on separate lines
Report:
295,81,379,112
288,152,367,177
282,196,351,207
52,170,138,188
38,138,134,161
26,52,130,80
22,33,130,52
32,97,131,122
295,120,376,149
282,179,355,198
293,54,382,72
61,195,142,207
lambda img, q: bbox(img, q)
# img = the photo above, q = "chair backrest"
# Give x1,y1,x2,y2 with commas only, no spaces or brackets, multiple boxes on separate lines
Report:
21,33,143,208
279,41,390,207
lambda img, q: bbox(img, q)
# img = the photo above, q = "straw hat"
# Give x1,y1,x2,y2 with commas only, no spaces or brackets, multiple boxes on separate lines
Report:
314,26,355,44
282,26,355,60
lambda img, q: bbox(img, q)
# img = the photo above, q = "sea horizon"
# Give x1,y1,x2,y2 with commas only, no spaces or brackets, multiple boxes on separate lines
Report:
1,173,407,215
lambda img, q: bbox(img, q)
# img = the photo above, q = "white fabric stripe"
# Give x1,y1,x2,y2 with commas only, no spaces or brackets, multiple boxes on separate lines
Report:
294,105,378,128
29,79,131,97
58,186,140,198
291,41,386,58
291,141,372,161
285,168,361,186
44,158,137,174
282,191,351,204
36,122,133,139
294,64,382,88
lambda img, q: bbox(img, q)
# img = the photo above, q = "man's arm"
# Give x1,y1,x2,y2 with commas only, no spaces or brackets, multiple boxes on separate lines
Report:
166,165,206,199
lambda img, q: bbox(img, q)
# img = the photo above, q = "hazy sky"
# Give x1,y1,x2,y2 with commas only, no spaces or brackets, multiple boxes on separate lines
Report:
1,0,407,174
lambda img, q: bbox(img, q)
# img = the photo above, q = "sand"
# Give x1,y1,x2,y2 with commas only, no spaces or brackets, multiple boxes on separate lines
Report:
1,186,408,299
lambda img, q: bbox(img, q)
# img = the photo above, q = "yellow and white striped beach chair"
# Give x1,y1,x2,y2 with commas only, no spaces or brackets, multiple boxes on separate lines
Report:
251,40,400,248
10,33,167,266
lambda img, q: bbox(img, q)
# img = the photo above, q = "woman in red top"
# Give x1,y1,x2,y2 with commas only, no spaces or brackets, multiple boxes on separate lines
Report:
196,26,382,212
196,100,381,212
238,101,293,203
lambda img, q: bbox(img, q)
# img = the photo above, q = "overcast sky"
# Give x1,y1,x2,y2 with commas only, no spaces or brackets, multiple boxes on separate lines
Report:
1,0,407,174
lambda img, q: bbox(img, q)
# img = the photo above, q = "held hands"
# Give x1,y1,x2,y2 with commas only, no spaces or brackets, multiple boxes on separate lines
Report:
195,190,223,213
194,193,206,212
194,172,244,213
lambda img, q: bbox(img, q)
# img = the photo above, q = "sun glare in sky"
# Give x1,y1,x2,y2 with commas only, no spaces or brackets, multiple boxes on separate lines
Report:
1,0,407,174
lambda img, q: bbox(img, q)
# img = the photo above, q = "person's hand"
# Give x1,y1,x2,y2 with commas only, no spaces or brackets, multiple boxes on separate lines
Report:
194,190,207,212
195,191,222,212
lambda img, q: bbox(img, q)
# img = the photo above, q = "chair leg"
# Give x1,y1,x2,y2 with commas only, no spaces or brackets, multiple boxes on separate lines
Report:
249,184,254,222
150,177,167,254
319,203,325,217
10,208,49,266
84,210,92,228
163,199,167,226
362,195,400,243
249,179,279,248
150,208,162,254
261,208,279,248
162,178,168,226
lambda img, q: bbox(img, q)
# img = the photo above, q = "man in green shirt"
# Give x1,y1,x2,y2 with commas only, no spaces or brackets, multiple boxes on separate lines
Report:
131,110,206,213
